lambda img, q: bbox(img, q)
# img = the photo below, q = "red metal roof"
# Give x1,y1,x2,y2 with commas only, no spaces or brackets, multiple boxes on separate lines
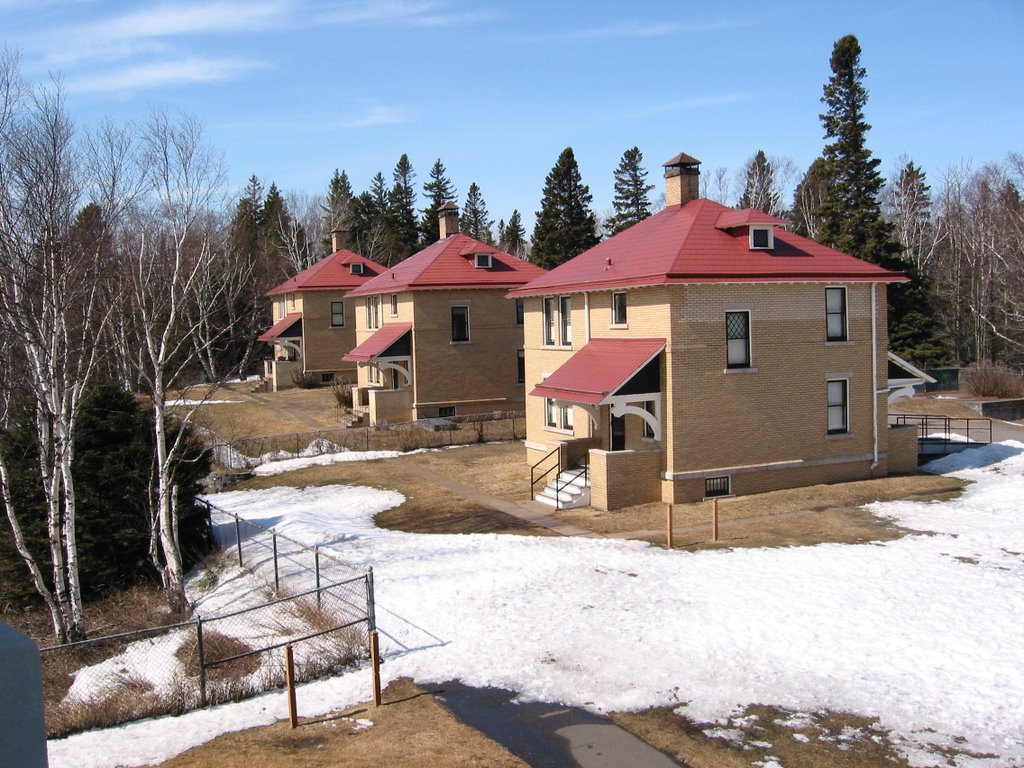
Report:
266,249,383,296
257,313,302,342
530,338,665,405
342,323,412,363
347,234,546,297
509,198,907,298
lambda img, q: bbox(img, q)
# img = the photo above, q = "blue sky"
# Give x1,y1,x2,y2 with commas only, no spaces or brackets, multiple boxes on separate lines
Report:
2,0,1021,231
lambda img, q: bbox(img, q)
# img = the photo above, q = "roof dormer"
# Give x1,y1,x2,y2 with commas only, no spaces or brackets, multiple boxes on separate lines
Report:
715,209,788,251
474,253,493,269
350,262,365,275
749,225,774,250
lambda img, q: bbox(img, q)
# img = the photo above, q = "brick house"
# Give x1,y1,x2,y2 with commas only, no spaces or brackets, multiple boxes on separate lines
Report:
342,205,547,424
508,152,919,510
258,230,383,391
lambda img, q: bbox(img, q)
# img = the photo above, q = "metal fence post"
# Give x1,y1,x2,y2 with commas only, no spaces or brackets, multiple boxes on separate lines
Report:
197,617,207,708
365,567,376,632
272,533,279,592
234,516,243,566
314,547,321,608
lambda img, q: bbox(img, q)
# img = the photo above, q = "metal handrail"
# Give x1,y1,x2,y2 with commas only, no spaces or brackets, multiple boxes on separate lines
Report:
530,445,562,500
553,454,590,508
894,414,992,446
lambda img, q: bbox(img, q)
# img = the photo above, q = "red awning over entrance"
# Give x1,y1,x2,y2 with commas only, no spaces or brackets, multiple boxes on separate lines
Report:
530,338,665,405
257,313,302,342
343,323,413,363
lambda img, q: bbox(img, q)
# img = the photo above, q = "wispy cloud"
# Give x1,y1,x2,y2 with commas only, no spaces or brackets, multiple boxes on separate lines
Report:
312,0,495,28
223,104,409,132
342,104,406,128
635,93,753,116
64,57,263,94
529,19,742,44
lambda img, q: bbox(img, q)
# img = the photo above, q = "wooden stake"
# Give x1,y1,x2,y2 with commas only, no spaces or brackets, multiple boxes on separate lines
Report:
665,503,673,550
285,643,298,728
712,498,719,542
370,629,382,707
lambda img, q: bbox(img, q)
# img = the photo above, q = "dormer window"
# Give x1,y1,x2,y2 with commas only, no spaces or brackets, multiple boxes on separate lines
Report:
474,253,493,269
350,262,365,275
749,226,774,250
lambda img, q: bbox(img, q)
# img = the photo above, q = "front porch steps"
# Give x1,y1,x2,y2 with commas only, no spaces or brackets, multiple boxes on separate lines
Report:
535,469,591,510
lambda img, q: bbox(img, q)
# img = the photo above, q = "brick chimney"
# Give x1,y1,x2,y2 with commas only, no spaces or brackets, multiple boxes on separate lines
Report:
662,152,701,206
438,202,460,239
330,227,349,252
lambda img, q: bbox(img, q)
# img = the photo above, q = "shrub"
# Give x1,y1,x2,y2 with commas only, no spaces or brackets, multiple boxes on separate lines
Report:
963,362,1024,398
290,370,320,389
331,381,354,410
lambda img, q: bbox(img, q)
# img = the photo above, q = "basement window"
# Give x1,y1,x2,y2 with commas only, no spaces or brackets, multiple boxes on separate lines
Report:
705,476,731,498
438,405,457,418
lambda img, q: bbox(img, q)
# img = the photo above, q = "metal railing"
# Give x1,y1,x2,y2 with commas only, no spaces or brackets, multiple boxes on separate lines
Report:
892,414,992,453
554,453,590,507
530,445,561,500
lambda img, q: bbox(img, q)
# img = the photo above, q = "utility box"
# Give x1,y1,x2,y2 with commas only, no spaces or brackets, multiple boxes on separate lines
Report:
0,621,49,768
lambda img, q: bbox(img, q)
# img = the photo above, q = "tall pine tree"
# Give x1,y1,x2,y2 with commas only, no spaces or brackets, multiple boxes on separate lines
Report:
325,169,353,235
461,182,494,244
419,159,457,245
499,209,528,258
605,146,654,236
531,147,599,270
349,172,392,265
388,154,419,262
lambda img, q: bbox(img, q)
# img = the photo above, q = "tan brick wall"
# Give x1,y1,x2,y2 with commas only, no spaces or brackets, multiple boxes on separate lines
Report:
887,424,920,475
590,448,663,510
369,387,415,423
299,291,359,379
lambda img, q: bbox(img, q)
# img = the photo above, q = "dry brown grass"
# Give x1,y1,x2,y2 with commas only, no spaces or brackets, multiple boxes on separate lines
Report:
144,677,529,768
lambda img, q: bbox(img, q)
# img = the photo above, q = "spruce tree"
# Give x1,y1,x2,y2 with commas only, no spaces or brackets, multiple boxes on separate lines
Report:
388,154,419,261
500,210,527,258
605,146,654,236
419,158,457,245
349,172,392,265
461,182,494,244
738,150,783,216
816,35,898,268
531,147,599,270
325,168,353,233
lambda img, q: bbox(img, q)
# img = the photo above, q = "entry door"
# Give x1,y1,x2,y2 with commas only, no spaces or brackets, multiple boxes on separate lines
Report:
610,413,626,451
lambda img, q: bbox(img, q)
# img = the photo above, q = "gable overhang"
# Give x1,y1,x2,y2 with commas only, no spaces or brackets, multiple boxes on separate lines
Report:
257,313,303,342
342,323,412,363
530,338,665,405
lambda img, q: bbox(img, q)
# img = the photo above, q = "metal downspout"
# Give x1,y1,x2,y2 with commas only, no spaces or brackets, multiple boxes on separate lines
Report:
871,283,879,469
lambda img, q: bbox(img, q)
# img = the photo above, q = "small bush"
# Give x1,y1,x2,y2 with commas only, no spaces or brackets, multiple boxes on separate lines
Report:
290,370,321,389
332,381,354,410
963,362,1024,398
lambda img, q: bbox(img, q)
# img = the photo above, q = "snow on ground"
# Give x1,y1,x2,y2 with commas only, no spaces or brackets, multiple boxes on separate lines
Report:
166,399,241,406
50,442,1024,768
251,449,407,475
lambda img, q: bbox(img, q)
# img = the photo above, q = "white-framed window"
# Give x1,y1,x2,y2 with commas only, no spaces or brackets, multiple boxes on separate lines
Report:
543,398,573,431
726,311,751,368
612,292,627,326
367,365,381,385
561,403,573,430
474,253,492,269
288,292,297,311
451,305,470,342
350,262,365,275
390,294,399,316
705,476,731,498
277,297,286,318
330,300,345,327
826,287,848,342
827,379,849,434
517,349,525,384
559,295,572,346
365,296,380,330
515,297,524,325
749,226,774,249
543,297,556,345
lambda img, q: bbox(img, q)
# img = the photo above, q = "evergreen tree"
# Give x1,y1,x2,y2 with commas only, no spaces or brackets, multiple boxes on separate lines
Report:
500,209,528,258
325,168,354,235
461,182,494,243
388,154,419,261
605,146,654,236
531,147,599,270
738,149,783,216
349,172,392,265
419,158,457,245
816,35,899,268
792,158,830,239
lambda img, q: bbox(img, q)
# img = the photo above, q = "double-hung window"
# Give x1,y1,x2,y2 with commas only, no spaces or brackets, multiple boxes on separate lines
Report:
516,349,525,384
612,292,627,326
451,305,470,342
559,296,572,345
365,296,380,329
544,398,573,431
826,287,848,341
827,379,849,434
390,294,399,316
543,297,556,345
330,300,345,327
726,311,751,368
515,297,524,325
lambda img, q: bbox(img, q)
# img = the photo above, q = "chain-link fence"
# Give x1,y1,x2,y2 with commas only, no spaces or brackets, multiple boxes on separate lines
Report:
207,410,526,470
38,502,374,738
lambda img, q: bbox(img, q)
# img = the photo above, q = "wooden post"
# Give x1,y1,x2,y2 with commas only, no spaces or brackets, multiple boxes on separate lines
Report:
665,503,673,550
712,498,719,542
285,643,298,728
370,629,382,707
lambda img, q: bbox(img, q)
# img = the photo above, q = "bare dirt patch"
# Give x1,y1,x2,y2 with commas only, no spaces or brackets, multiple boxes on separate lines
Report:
144,677,528,768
